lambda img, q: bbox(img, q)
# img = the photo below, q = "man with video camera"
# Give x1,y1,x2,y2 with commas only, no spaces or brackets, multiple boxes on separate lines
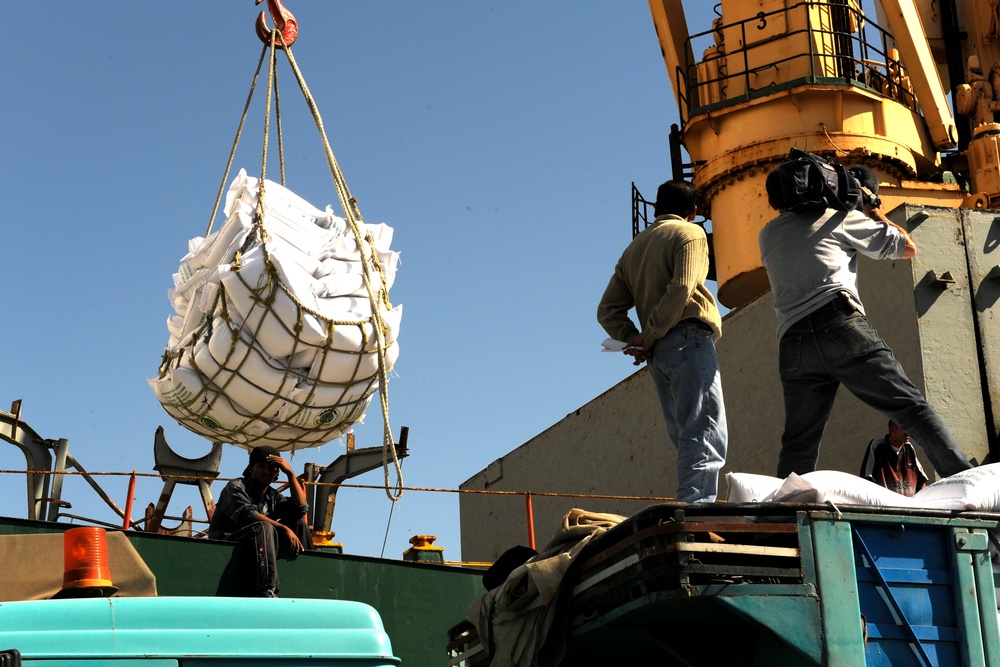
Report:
758,152,972,480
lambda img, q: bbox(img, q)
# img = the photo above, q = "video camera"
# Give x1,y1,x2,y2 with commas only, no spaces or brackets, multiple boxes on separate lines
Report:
773,148,880,213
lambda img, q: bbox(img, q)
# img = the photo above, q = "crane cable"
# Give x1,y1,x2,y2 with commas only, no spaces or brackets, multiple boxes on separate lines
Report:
203,29,403,501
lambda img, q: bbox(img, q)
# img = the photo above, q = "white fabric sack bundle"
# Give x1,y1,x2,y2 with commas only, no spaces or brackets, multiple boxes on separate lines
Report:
728,465,1000,514
773,471,917,507
909,463,1000,511
725,472,785,504
727,471,914,511
149,169,400,451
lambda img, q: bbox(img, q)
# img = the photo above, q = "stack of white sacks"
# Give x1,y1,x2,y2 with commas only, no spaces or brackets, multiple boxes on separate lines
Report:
730,465,1000,616
149,169,401,451
727,464,1000,512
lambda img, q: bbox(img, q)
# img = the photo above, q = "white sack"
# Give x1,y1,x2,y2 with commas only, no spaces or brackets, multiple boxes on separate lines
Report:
799,470,916,508
191,318,299,416
149,364,267,443
150,169,401,451
281,375,380,420
219,245,396,361
767,471,915,507
725,472,785,503
275,392,373,432
911,463,1000,511
308,305,402,384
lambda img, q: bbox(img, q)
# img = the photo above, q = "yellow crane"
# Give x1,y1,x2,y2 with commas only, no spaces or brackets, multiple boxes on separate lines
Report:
648,0,1000,308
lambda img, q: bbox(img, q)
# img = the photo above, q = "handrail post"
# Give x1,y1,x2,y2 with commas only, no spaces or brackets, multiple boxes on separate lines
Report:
525,492,536,550
122,470,137,530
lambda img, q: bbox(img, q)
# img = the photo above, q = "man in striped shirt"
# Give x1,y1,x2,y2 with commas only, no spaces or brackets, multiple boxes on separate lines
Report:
597,180,728,503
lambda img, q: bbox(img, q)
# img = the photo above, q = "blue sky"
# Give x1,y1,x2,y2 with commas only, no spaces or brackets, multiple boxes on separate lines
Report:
1,2,721,559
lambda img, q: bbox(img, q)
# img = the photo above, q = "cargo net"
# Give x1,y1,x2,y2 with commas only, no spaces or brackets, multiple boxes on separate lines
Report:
149,169,400,453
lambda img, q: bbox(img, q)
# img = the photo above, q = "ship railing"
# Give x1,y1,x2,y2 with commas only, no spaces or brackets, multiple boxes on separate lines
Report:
1,465,706,554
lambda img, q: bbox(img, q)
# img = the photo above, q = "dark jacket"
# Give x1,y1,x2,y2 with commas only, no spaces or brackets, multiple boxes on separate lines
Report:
208,475,308,540
860,436,928,497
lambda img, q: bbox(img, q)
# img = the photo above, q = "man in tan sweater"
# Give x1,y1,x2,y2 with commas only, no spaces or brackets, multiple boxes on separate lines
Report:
597,180,727,502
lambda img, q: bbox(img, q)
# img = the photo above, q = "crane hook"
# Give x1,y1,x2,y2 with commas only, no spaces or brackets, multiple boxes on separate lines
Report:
255,0,298,48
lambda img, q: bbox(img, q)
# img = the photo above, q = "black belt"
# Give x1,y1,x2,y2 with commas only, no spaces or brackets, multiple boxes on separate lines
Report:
811,293,858,316
791,294,860,332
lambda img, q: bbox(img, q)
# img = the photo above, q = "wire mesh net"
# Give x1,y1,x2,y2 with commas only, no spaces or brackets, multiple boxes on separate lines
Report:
149,169,400,452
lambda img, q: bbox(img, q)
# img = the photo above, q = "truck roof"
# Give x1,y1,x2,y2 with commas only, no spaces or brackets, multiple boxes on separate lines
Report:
0,596,399,665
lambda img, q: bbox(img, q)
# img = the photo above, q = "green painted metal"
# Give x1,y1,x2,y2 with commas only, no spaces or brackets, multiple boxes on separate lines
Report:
559,508,1000,664
718,592,823,665
949,528,987,667
565,590,822,666
971,534,1000,665
0,517,485,667
27,661,178,666
0,597,398,664
809,518,867,666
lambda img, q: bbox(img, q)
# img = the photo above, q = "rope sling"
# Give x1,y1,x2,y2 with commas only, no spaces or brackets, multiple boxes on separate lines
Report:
150,27,403,501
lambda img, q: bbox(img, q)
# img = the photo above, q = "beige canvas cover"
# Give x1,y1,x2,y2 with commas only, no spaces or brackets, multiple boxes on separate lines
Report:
0,531,157,601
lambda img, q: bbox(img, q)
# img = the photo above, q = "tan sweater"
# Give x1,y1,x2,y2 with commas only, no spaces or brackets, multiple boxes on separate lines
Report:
597,214,721,346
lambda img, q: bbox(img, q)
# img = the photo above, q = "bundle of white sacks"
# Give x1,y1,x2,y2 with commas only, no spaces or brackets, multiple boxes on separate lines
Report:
726,464,1000,512
149,169,401,451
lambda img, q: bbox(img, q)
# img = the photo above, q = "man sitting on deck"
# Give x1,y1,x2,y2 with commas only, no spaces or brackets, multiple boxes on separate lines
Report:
208,445,311,597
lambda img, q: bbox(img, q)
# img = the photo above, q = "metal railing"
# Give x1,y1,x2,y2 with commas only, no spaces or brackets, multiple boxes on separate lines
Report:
631,182,655,238
675,1,916,126
629,183,717,281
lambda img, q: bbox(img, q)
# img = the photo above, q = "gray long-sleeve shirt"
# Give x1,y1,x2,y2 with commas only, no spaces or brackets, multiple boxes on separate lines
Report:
758,207,907,340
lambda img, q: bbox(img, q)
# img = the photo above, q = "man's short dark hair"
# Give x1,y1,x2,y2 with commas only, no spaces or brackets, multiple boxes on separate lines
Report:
848,165,879,194
654,180,697,218
765,167,786,209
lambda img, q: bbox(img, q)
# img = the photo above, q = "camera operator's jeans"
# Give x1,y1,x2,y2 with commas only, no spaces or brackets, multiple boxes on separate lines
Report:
648,320,728,503
776,298,972,479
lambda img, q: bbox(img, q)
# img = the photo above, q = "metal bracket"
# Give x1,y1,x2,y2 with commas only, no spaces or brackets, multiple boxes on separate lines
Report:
312,427,410,534
929,270,956,286
954,531,989,552
0,400,66,521
146,427,224,534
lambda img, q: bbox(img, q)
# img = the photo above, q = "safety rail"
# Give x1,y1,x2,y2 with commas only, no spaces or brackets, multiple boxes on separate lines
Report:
631,181,655,238
630,183,717,281
0,467,684,557
675,1,916,127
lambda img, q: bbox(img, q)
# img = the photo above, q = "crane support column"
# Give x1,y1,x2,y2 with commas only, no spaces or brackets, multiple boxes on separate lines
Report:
878,0,958,150
647,0,695,113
